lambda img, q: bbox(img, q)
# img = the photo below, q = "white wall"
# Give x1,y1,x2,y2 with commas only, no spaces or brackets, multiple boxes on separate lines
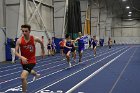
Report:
0,28,6,62
90,1,113,43
80,0,88,34
112,18,140,44
0,0,6,62
91,4,98,36
54,0,65,38
0,0,4,27
6,2,19,39
0,0,54,62
36,0,52,5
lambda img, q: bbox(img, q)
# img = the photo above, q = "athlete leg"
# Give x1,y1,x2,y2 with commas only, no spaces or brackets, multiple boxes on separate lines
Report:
21,70,29,93
66,51,71,67
31,70,40,81
93,46,97,56
73,50,76,62
79,50,83,62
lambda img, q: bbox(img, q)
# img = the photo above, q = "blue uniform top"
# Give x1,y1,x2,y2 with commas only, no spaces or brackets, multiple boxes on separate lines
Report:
78,37,84,48
51,42,56,49
66,41,71,46
64,40,71,54
92,39,97,46
77,37,85,52
47,43,51,49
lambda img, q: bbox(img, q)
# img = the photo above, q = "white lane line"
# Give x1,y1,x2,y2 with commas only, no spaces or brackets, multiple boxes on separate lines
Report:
0,58,66,77
0,57,49,69
0,46,122,70
1,47,127,85
35,47,130,93
108,48,136,93
0,51,97,77
0,50,91,72
4,47,127,92
0,46,124,78
0,56,62,72
66,47,130,93
0,54,63,70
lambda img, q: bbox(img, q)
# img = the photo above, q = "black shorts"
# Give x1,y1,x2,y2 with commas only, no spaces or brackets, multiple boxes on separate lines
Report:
93,45,96,49
22,63,36,73
60,47,64,49
71,48,76,52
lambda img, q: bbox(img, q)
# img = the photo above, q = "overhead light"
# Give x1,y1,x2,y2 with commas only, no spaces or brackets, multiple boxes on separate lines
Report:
128,15,131,16
128,19,133,20
123,19,133,21
126,6,130,9
122,0,127,1
129,12,132,14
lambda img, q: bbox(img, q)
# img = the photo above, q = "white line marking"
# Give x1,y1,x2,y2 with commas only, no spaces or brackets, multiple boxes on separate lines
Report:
0,56,62,72
1,47,126,85
108,48,136,93
35,47,130,93
0,46,122,70
66,48,130,93
0,46,124,78
3,47,127,92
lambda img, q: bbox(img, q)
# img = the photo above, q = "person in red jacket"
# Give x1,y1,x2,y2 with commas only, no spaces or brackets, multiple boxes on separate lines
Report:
59,39,65,56
15,24,45,93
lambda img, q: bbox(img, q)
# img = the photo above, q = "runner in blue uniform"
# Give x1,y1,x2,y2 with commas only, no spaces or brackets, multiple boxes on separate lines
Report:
75,32,85,63
51,40,56,56
71,41,76,62
64,34,72,67
91,36,98,57
47,39,52,56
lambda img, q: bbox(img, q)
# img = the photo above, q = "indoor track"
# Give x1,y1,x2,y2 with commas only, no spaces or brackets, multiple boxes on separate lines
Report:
0,45,140,93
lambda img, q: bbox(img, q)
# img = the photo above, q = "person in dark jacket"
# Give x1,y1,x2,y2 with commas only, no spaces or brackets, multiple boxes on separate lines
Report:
10,39,16,63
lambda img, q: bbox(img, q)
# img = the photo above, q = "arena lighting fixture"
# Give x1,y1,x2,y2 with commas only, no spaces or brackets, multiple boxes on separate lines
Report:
122,0,127,1
124,19,133,21
123,18,134,21
128,14,131,16
126,6,130,9
129,12,132,14
128,19,133,20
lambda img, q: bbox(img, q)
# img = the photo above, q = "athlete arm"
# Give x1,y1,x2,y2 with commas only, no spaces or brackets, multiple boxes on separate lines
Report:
74,38,79,42
73,42,78,48
15,38,27,63
15,39,22,59
34,37,45,57
59,41,61,45
63,40,67,48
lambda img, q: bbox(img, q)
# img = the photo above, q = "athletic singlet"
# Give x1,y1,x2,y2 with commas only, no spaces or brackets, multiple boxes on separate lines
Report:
51,42,55,49
47,43,51,49
20,35,36,64
78,37,84,47
92,39,97,46
64,40,71,54
66,41,71,47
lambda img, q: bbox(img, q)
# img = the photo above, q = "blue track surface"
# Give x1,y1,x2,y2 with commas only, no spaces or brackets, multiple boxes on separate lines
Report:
0,45,140,93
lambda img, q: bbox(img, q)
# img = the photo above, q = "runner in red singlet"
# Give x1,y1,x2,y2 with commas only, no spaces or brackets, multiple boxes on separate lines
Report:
15,24,45,93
